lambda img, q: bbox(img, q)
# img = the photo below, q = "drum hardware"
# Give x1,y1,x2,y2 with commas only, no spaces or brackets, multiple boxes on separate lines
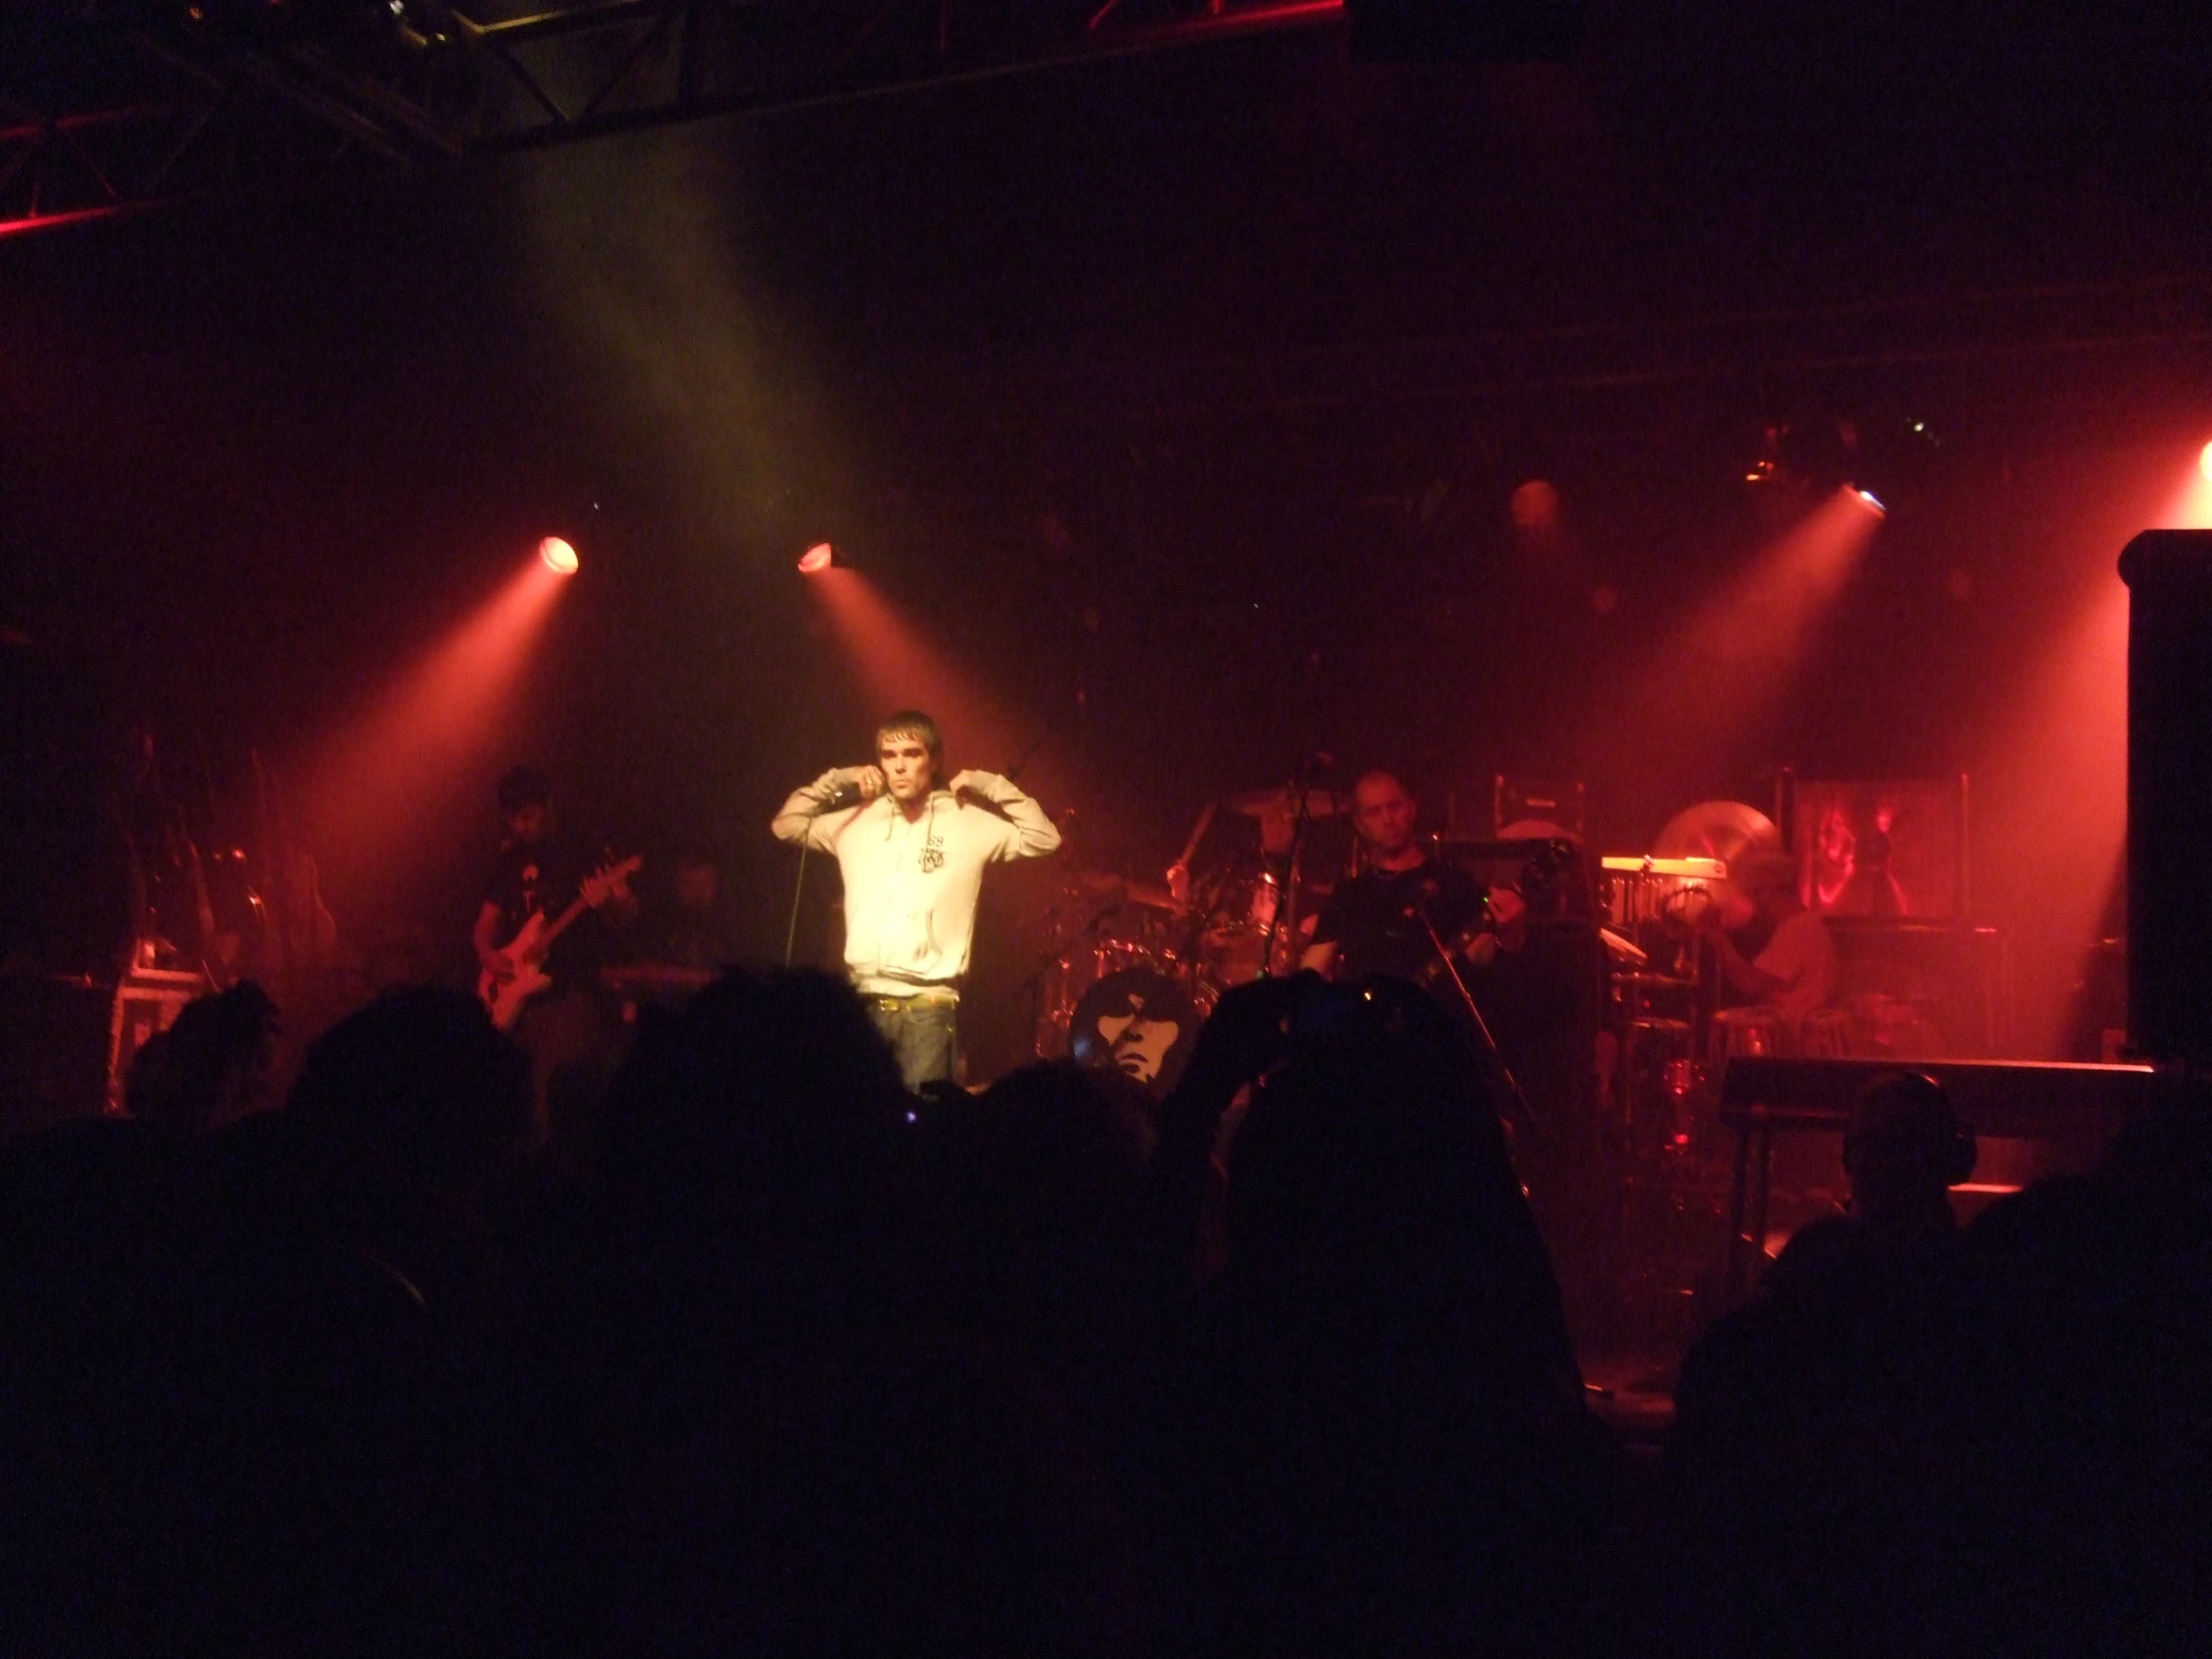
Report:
1592,805,1795,1343
1227,786,1344,819
1599,854,1727,931
1612,967,1695,1006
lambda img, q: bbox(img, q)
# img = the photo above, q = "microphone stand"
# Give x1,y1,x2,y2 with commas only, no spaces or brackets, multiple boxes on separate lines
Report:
1414,903,1548,1147
782,844,809,968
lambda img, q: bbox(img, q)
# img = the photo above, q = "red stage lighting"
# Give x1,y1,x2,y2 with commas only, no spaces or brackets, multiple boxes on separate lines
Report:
1854,487,1887,517
1509,479,1561,535
798,542,834,574
539,536,579,575
2200,440,2212,483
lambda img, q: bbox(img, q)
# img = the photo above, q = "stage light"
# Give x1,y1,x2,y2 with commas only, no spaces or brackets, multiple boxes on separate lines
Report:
538,537,579,575
1509,480,1561,537
1854,488,1887,517
302,547,576,931
2199,440,2212,482
798,542,834,574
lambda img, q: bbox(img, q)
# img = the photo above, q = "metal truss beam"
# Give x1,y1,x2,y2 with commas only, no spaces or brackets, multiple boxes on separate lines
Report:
1,1,1347,238
867,276,2212,439
0,87,387,242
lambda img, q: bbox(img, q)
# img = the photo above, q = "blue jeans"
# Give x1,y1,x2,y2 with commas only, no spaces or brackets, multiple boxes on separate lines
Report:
867,994,958,1090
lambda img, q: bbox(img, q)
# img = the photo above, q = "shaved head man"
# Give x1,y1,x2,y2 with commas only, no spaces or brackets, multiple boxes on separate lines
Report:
1302,770,1488,985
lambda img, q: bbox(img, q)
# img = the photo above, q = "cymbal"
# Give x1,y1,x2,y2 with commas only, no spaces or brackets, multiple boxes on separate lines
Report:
1614,972,1697,990
1597,927,1648,966
1066,869,1181,911
1653,800,1781,866
1227,787,1343,819
1118,879,1182,911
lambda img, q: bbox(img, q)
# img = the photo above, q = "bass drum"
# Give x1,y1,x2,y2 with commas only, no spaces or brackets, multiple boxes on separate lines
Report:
1069,967,1202,1095
1035,931,1183,1060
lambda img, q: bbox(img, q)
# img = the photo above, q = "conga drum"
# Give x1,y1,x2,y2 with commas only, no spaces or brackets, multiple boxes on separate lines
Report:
1800,1006,1858,1059
1711,1005,1782,1062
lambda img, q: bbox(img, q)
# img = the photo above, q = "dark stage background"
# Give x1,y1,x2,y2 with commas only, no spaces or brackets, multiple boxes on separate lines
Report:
5,4,2210,1072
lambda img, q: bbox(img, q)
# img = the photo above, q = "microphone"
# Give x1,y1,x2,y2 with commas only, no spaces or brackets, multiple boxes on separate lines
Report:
818,780,866,813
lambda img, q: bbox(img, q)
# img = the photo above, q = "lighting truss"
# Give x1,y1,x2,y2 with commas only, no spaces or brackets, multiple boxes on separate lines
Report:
868,276,2212,437
1,1,1347,238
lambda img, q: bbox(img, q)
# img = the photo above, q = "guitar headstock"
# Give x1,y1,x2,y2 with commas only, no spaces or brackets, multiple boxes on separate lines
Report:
584,853,644,906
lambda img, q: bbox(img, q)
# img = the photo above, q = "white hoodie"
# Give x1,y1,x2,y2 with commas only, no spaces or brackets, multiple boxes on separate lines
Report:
772,769,1061,996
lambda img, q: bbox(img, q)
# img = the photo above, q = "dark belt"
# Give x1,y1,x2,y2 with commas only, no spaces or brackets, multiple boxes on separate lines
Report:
865,991,957,1012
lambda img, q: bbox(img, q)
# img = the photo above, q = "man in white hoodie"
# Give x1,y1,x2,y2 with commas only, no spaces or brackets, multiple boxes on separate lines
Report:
773,710,1061,1087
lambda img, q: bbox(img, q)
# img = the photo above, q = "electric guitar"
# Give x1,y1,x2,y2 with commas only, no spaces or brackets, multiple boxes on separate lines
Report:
478,855,641,1030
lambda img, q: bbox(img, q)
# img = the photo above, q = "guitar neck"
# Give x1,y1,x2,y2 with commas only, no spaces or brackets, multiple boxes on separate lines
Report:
523,857,639,955
536,892,598,952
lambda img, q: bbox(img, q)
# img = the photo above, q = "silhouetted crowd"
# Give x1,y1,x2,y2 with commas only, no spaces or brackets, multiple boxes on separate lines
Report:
4,970,2208,1655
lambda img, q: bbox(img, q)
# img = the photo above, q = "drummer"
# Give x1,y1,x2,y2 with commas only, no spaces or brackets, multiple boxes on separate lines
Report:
1704,850,1838,1046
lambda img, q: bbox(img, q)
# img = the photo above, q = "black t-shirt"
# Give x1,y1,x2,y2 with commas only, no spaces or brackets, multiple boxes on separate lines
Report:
1311,857,1487,984
481,833,621,992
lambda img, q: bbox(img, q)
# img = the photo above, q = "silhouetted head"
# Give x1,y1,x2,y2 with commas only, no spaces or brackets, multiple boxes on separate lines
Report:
128,980,280,1136
922,1061,1160,1353
286,984,531,1188
1225,979,1524,1305
1844,1070,1975,1233
597,968,911,1298
673,846,722,912
497,765,553,843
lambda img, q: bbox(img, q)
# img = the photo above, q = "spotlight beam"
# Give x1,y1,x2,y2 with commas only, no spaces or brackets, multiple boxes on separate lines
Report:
802,567,1027,784
1652,484,1883,742
301,550,573,919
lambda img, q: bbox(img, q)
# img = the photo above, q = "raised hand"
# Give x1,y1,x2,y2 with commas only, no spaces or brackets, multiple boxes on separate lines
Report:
852,765,887,801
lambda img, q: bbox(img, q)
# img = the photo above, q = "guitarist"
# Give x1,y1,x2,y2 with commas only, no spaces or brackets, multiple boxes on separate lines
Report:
473,766,637,1131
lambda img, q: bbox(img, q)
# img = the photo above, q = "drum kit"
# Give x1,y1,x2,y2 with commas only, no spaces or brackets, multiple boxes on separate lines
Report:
1036,788,1906,1124
1597,799,1788,1150
1030,788,1344,1089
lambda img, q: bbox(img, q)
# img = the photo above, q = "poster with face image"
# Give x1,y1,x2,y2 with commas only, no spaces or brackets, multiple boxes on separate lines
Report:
1793,780,1962,919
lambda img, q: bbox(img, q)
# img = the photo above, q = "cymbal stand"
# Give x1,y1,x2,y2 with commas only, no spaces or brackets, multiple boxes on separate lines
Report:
1257,761,1323,977
1020,900,1122,1056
